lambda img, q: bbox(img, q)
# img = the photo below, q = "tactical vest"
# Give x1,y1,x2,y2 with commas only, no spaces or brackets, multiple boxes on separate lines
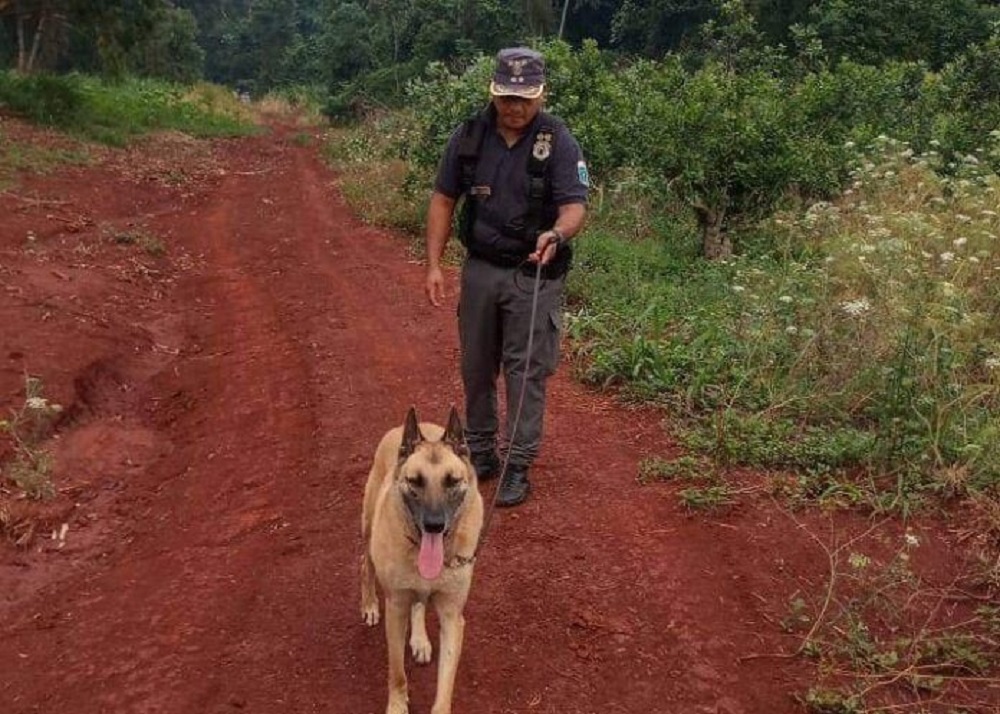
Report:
456,108,572,278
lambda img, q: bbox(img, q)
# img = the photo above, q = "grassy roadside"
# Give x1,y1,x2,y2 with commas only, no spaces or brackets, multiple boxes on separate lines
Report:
0,72,257,146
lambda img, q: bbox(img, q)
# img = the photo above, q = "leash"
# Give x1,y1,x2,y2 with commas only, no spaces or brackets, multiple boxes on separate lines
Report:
472,252,548,559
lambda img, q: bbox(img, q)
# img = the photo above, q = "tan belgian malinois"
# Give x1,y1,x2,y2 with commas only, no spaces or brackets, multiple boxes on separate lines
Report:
361,406,484,714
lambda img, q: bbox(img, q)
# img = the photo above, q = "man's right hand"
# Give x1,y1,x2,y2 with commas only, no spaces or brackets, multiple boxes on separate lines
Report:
426,266,446,307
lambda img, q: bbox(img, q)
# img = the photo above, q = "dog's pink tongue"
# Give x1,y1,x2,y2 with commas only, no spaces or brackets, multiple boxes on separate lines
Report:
418,532,445,580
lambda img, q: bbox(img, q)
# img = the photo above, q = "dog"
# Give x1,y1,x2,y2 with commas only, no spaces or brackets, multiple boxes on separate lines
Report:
361,406,484,714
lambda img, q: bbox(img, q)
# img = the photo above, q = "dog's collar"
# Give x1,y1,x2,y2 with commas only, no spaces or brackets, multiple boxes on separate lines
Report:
447,554,476,569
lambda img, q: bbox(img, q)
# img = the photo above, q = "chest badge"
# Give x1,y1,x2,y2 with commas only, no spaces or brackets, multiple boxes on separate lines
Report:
532,131,553,161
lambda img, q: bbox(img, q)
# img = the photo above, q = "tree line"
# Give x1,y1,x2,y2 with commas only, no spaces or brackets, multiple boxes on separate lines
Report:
3,1,1000,105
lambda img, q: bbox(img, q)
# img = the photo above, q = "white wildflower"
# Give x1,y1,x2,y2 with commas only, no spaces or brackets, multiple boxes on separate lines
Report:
940,252,955,262
786,325,798,335
954,237,968,248
985,357,1000,370
905,532,920,547
956,214,972,223
26,397,49,410
778,295,793,304
732,285,746,293
841,298,872,317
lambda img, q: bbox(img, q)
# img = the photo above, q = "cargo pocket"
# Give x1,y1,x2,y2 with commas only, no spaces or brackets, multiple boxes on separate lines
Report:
541,309,563,376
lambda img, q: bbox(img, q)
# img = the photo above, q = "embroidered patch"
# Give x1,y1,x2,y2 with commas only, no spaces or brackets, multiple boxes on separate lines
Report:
532,131,553,161
577,160,590,187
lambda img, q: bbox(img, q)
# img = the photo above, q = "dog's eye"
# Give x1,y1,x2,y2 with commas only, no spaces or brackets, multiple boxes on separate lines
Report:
443,473,461,488
406,474,425,489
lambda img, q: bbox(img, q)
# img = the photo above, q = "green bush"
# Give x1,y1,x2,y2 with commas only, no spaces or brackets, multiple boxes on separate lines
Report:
0,72,86,126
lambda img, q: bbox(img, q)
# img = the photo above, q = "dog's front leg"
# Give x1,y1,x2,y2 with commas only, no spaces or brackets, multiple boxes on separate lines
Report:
384,593,412,714
430,593,466,714
410,601,433,663
361,551,380,626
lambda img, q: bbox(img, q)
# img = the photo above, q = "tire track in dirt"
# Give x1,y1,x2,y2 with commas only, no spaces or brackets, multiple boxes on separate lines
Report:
2,127,814,714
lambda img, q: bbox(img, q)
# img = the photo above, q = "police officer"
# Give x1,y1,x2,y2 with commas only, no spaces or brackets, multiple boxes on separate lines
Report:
424,47,589,507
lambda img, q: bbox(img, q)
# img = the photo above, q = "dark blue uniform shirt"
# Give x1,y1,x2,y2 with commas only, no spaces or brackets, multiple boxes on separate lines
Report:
434,108,588,252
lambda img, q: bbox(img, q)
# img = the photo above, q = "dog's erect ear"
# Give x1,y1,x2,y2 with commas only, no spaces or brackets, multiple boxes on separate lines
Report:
442,405,469,458
399,406,424,459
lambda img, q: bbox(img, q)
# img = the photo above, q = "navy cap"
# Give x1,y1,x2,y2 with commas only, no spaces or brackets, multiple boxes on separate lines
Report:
490,47,545,99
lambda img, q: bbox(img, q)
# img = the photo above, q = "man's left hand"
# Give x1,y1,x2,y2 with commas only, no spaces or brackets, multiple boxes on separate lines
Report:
528,230,562,265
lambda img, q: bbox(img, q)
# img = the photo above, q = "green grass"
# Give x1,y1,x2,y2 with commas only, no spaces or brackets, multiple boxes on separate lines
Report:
0,72,257,145
0,133,91,188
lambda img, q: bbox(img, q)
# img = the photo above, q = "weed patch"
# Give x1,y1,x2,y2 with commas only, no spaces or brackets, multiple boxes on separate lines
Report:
750,515,1000,713
106,225,167,257
0,126,91,188
323,119,429,241
0,375,61,501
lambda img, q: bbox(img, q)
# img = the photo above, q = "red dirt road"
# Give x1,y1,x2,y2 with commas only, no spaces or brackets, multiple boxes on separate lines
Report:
0,121,827,713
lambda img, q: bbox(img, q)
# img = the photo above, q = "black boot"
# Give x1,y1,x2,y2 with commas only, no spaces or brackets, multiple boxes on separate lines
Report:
470,451,500,481
497,465,530,507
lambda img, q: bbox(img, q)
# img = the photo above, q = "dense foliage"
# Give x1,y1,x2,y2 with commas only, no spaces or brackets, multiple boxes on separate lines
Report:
4,1,999,104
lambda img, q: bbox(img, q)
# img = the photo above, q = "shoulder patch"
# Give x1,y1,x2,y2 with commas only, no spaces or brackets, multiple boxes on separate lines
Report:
577,160,590,187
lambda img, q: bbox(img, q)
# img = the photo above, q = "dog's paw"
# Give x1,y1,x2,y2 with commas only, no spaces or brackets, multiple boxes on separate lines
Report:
362,604,380,627
386,696,409,714
409,633,433,664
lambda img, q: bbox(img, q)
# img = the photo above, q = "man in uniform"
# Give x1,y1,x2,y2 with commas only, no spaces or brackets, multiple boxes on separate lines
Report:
424,47,589,507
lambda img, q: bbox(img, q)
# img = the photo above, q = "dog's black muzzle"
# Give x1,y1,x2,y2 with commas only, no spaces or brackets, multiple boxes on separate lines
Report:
402,490,451,538
421,509,447,535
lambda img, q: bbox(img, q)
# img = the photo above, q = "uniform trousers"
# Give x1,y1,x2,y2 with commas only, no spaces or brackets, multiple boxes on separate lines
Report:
458,255,564,467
